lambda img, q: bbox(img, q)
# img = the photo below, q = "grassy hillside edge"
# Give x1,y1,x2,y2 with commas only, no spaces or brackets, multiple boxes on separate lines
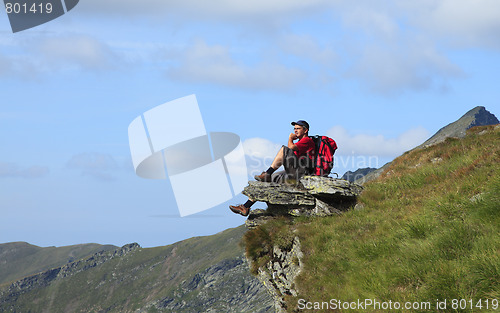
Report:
245,125,499,312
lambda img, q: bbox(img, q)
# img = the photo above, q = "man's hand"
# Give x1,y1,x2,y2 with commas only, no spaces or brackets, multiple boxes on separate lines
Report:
288,133,299,150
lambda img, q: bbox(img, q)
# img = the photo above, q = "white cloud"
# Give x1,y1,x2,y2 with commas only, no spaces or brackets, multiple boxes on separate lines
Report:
0,44,40,79
400,0,500,48
333,1,500,49
4,0,496,93
279,34,338,67
0,34,118,78
326,1,466,94
0,162,49,178
66,153,120,181
242,137,281,160
78,0,500,49
145,1,473,93
165,39,306,90
327,125,430,157
242,137,282,176
0,55,12,76
341,4,400,41
216,144,250,182
36,35,117,70
347,38,463,94
80,0,330,19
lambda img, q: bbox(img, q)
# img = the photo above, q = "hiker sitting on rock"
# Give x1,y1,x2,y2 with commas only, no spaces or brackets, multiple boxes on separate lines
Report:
230,120,315,216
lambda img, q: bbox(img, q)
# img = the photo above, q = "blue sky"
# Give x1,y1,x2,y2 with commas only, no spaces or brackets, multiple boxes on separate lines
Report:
1,0,499,248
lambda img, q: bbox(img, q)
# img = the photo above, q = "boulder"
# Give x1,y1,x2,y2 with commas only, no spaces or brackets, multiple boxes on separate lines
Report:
242,176,363,228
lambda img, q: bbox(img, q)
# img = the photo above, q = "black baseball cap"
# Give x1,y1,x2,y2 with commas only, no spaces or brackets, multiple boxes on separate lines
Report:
291,120,309,130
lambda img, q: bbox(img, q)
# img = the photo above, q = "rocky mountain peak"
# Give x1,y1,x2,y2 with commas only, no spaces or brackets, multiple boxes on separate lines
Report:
469,106,500,127
419,106,499,148
356,106,498,185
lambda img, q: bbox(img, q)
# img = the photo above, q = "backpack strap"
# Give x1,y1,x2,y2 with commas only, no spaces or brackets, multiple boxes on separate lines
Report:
321,136,334,152
309,135,321,175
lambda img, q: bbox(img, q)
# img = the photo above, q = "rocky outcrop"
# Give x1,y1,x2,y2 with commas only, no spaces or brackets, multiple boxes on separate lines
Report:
148,255,273,313
243,176,363,229
253,237,303,313
242,176,362,312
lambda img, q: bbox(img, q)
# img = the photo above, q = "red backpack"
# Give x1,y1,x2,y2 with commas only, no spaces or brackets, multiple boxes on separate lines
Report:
309,135,337,176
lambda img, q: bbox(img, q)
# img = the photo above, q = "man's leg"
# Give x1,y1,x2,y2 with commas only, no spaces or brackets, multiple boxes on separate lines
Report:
229,199,255,216
283,147,307,184
255,146,285,182
270,146,285,169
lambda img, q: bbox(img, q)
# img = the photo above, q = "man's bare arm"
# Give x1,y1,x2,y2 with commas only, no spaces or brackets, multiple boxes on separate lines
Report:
288,133,298,150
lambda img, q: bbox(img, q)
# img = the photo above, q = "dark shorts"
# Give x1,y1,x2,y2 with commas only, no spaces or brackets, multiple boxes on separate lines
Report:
271,146,312,183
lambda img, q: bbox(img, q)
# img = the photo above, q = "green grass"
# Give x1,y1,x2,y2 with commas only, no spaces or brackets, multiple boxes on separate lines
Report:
243,217,296,274
246,125,500,312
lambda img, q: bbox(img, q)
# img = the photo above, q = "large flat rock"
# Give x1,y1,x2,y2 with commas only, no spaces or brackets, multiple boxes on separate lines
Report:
243,176,363,228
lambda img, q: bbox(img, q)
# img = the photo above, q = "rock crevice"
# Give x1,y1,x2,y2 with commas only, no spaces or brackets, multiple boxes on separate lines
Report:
253,237,303,313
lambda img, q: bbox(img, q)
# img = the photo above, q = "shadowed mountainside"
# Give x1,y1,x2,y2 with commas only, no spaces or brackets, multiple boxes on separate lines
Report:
341,167,377,182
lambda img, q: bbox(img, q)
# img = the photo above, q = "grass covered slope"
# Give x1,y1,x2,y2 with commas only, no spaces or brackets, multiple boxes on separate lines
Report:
294,125,499,312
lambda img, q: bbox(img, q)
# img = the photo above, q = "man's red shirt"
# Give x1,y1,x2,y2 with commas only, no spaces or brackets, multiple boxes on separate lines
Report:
294,136,315,158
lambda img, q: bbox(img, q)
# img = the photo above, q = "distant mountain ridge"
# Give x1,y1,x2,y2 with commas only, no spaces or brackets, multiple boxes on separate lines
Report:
0,242,117,286
0,226,272,313
341,167,377,182
355,106,499,184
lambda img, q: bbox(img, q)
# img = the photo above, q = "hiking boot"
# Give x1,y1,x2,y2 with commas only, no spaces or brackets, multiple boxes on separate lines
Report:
254,171,272,182
229,204,250,217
